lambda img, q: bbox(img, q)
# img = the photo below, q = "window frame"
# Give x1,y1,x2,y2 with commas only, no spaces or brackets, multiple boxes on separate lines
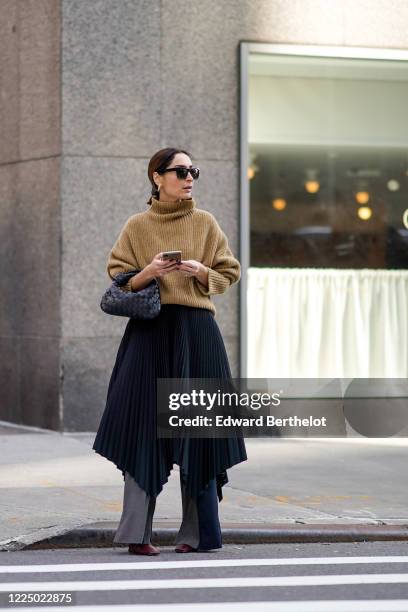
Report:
239,42,408,378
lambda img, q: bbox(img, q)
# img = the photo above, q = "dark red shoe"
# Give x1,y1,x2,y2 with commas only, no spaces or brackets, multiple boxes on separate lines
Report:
175,543,198,553
128,543,160,556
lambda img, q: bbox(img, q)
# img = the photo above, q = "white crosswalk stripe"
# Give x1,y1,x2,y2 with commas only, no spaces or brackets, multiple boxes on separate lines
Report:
2,555,408,573
2,555,408,611
2,572,408,591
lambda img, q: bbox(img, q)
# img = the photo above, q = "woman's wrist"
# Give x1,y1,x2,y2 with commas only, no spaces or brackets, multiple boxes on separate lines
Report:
195,264,209,288
130,266,155,291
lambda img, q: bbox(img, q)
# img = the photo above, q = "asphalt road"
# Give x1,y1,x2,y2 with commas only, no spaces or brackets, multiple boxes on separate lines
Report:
2,542,408,610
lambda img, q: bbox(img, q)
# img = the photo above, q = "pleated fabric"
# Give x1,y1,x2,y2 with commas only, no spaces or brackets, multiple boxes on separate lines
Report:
92,304,247,502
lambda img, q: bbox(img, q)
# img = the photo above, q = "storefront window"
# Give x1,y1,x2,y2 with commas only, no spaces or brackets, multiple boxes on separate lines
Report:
240,44,408,380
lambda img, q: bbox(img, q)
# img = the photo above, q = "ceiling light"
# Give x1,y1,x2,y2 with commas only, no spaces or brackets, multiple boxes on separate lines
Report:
355,191,370,204
387,179,400,191
305,180,320,193
357,206,372,220
272,198,286,211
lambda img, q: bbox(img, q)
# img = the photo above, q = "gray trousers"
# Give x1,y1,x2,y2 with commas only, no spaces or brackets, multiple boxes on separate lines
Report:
113,470,202,547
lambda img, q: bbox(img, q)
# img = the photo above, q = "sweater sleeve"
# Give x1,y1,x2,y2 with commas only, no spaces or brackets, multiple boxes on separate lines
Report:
195,218,241,296
106,218,139,292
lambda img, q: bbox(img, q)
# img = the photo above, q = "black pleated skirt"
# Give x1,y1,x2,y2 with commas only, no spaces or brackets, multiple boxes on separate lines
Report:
92,304,247,502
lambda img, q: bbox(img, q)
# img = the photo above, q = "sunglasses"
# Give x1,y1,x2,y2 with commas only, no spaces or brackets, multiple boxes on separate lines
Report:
158,166,200,180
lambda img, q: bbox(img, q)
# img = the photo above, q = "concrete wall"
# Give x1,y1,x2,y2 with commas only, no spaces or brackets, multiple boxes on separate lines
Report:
60,0,243,431
0,0,61,429
1,0,408,431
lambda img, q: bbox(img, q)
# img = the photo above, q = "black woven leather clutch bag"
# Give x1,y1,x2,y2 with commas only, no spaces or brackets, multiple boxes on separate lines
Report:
100,269,161,320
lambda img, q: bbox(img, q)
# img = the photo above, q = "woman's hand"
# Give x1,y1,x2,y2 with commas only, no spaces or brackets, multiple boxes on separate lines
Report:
145,252,180,278
132,256,209,291
129,253,180,291
176,259,199,277
177,260,209,287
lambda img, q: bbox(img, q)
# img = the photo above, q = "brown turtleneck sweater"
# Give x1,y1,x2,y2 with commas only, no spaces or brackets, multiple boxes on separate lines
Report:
106,195,241,317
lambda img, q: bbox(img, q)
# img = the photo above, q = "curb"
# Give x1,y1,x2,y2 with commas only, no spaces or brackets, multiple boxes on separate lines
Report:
24,522,408,550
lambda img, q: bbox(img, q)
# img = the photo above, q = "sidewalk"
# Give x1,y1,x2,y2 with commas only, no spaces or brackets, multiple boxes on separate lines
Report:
1,420,408,551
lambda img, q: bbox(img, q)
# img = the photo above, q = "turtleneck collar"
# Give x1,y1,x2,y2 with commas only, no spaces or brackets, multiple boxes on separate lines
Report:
148,195,196,219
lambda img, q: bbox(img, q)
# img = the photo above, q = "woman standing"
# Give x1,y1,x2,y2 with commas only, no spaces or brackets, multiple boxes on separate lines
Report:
93,147,247,555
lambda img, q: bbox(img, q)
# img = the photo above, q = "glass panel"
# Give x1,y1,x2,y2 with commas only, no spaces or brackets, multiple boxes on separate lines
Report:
246,50,408,379
250,145,408,268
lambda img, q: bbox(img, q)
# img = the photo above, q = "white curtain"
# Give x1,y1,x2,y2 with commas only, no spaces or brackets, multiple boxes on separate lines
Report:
247,267,408,378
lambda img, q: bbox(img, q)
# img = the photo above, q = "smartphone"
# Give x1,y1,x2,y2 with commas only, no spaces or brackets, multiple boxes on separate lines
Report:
161,250,182,263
